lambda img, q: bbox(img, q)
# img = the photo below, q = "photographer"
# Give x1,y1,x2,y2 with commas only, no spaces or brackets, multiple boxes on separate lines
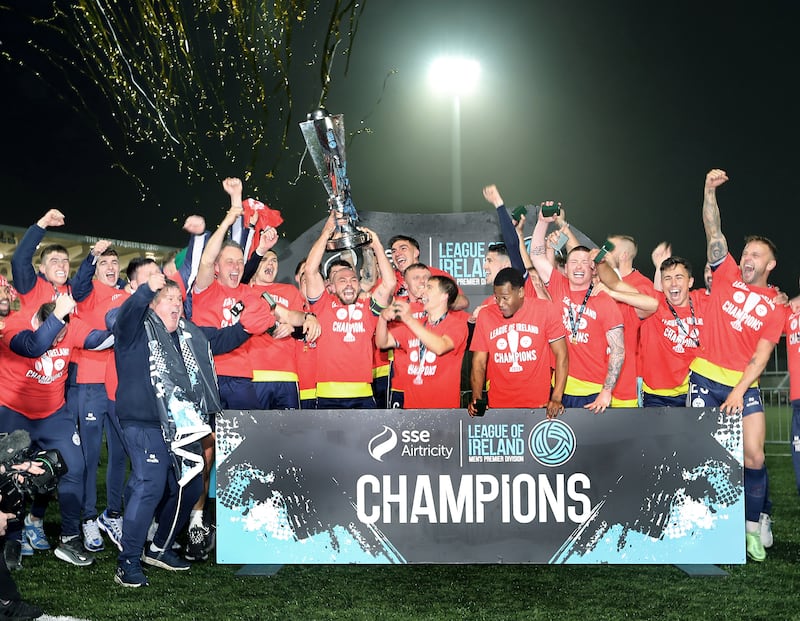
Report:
0,296,112,569
0,454,46,620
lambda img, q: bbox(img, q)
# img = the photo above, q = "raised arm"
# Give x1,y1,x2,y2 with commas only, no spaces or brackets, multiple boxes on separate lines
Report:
702,169,730,264
650,241,671,292
241,226,278,284
179,215,210,291
11,209,65,295
72,239,116,303
114,273,163,349
359,246,378,293
304,213,338,301
483,185,526,276
529,207,557,283
553,210,580,254
361,227,396,309
193,178,244,293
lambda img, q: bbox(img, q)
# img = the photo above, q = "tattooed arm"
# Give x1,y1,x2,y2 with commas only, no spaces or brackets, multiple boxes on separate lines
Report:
584,325,624,414
702,169,730,265
529,206,557,284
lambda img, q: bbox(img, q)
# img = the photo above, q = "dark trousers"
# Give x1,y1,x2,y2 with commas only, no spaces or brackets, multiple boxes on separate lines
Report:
792,400,800,495
68,384,128,518
118,426,202,564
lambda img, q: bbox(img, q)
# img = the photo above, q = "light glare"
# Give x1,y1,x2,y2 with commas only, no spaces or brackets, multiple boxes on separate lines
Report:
428,56,481,96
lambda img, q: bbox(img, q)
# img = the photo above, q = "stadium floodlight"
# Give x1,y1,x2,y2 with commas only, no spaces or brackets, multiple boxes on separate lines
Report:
428,56,481,211
428,56,481,96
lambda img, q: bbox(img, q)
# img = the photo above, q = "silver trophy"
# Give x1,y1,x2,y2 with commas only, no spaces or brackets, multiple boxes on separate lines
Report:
300,108,371,251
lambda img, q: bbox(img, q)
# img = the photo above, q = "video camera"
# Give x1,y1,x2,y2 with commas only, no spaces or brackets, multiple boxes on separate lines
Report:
0,430,67,521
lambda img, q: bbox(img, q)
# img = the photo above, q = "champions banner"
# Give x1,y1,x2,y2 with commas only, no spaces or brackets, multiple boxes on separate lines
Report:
215,408,744,564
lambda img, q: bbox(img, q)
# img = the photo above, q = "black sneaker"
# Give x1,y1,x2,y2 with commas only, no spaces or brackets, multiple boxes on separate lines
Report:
3,540,22,571
0,598,43,620
54,536,94,567
114,560,149,588
142,547,190,571
184,523,210,562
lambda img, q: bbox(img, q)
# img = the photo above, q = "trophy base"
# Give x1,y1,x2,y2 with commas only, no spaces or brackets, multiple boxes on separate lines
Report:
326,230,371,251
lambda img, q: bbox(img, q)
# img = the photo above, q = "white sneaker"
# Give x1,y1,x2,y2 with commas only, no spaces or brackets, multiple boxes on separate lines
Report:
82,519,105,552
98,510,123,552
759,512,773,548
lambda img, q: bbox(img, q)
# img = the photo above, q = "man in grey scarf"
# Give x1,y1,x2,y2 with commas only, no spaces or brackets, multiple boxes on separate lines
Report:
112,271,271,587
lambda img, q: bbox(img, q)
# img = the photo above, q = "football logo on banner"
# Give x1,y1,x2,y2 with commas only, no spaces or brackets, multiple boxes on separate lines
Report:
529,419,576,467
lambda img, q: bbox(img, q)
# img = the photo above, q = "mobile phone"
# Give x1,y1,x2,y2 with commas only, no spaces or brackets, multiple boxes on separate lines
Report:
261,291,277,310
540,202,561,218
473,399,487,417
594,240,616,264
511,205,528,222
553,232,568,253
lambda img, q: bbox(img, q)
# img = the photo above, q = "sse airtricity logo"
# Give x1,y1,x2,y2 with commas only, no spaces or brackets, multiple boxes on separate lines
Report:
528,419,576,467
368,426,398,462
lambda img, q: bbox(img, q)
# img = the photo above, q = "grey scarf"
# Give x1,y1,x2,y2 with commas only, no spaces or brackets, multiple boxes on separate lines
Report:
144,310,220,486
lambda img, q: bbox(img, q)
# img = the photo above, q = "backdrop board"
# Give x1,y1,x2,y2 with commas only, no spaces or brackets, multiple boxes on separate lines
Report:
215,407,744,565
276,210,597,309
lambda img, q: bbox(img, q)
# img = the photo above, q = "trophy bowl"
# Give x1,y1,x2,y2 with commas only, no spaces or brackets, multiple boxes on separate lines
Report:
300,108,371,250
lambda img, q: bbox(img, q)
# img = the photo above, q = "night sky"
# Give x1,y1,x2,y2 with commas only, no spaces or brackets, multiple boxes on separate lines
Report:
1,1,798,292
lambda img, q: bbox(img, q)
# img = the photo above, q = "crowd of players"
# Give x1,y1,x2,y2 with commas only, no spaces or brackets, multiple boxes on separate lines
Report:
0,169,798,603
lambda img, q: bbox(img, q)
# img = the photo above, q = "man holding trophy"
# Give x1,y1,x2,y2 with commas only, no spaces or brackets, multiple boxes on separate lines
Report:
300,108,396,408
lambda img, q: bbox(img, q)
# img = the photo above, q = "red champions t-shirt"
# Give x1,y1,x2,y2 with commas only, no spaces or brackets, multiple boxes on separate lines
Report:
471,296,565,408
192,279,263,378
311,291,378,385
546,270,624,389
74,281,129,384
18,278,70,316
388,310,469,408
640,297,704,395
247,282,305,377
0,314,92,419
689,254,786,387
385,299,426,395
